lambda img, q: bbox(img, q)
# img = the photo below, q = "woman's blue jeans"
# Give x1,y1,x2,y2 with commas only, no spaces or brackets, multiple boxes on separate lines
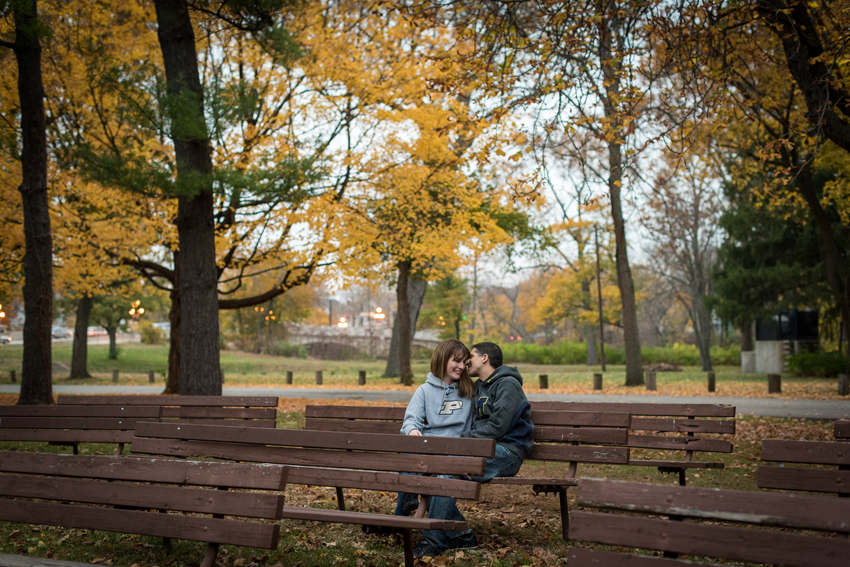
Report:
420,444,523,551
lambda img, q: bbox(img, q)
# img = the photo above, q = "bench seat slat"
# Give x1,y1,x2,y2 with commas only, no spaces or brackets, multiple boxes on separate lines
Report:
532,401,736,417
1,500,281,549
631,417,735,434
0,406,161,418
628,435,732,453
568,511,849,567
761,439,850,465
131,437,488,476
527,444,629,464
577,478,850,531
135,421,495,457
758,466,850,494
281,506,466,531
0,474,285,519
0,451,288,490
627,459,724,469
286,466,480,499
567,548,723,567
58,395,279,407
0,430,134,444
0,417,158,430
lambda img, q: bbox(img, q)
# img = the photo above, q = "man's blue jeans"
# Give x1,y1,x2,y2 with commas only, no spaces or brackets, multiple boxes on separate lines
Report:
420,444,523,552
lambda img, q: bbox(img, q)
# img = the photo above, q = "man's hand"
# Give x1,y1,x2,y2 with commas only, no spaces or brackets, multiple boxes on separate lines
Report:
408,430,423,436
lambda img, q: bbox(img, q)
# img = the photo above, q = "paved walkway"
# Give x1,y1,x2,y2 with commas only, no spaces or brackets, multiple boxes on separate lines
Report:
2,384,848,419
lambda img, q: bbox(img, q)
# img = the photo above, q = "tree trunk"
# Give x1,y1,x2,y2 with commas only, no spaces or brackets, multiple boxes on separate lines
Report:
107,326,118,359
396,260,413,384
15,0,53,405
153,0,220,396
584,324,599,365
740,319,754,352
164,281,181,394
692,295,713,372
384,277,426,377
70,295,93,379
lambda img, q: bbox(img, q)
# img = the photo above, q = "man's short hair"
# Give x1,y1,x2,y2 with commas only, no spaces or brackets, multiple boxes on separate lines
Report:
472,342,502,368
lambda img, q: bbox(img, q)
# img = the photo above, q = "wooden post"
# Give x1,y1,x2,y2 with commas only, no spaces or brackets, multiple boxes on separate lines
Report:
646,371,657,391
707,372,716,393
148,370,155,384
768,373,781,394
838,374,849,396
10,370,16,383
593,373,602,390
539,374,548,389
315,370,323,385
358,370,366,385
286,371,293,385
112,370,119,383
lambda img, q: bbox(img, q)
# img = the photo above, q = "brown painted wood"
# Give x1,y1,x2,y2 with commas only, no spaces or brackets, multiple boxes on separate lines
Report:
1,500,280,548
533,426,628,444
758,466,850,494
0,406,161,418
305,418,400,435
631,417,735,434
836,419,850,439
527,444,629,464
530,410,630,427
0,474,285,519
305,405,405,420
161,418,276,428
134,421,495,457
628,435,732,453
0,417,158,430
0,451,288,490
568,511,849,567
160,407,276,419
0,552,99,567
488,476,578,486
576,478,850,532
627,459,724,469
286,467,480,499
567,548,700,567
130,437,488,476
281,506,467,531
761,439,850,465
58,395,278,407
0,430,134,444
531,401,735,417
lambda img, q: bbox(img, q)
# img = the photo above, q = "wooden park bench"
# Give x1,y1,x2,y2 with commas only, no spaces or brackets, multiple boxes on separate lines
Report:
759,438,850,496
129,421,491,567
303,404,631,540
532,401,735,485
835,419,850,440
567,477,850,567
0,450,288,567
57,395,278,428
0,404,162,455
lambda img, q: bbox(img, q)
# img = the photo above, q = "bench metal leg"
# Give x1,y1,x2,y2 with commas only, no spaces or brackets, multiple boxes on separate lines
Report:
200,542,219,567
556,488,569,541
336,487,345,510
115,442,125,456
678,470,686,486
401,529,413,567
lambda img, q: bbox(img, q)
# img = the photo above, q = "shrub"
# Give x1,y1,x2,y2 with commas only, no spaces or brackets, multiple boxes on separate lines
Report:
139,321,165,345
501,340,740,366
787,351,850,377
267,341,308,359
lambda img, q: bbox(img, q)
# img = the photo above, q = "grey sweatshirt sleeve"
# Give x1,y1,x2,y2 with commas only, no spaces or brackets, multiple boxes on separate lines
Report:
401,385,427,435
467,379,525,440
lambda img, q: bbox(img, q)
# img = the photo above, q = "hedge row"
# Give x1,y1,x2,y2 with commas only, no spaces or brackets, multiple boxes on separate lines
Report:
501,341,741,367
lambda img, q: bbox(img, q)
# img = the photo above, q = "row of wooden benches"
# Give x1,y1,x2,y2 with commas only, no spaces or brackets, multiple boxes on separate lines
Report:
2,417,848,567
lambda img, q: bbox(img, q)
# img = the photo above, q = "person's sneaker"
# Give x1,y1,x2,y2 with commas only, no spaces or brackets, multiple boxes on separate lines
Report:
401,492,419,515
447,532,478,551
412,540,445,559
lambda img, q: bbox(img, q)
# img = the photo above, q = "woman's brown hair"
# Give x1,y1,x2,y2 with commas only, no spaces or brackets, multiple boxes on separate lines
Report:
430,339,475,399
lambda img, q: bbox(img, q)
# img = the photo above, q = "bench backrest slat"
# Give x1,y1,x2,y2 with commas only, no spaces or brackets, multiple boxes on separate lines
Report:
58,395,279,407
286,467,481,500
135,421,495,457
631,417,735,434
759,466,850,494
628,434,733,453
0,406,161,418
0,417,158,430
0,451,288,490
834,419,850,440
160,418,277,428
306,405,406,420
0,430,134,444
761,439,850,465
534,426,628,444
304,418,399,435
529,444,629,464
160,407,277,419
532,401,736,417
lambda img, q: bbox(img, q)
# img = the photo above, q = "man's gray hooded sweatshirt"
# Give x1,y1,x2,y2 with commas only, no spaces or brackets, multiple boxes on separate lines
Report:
462,366,534,459
401,373,473,437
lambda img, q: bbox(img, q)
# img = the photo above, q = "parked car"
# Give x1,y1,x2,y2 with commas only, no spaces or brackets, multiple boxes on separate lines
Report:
87,326,107,337
0,335,11,345
51,326,73,339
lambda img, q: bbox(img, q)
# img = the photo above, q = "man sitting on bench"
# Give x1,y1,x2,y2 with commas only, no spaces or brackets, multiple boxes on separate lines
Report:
413,341,535,559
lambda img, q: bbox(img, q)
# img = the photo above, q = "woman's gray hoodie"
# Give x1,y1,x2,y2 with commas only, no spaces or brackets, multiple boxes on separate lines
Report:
400,373,473,437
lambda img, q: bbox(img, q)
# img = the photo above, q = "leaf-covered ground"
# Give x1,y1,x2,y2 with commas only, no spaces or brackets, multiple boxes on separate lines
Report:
0,395,837,566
